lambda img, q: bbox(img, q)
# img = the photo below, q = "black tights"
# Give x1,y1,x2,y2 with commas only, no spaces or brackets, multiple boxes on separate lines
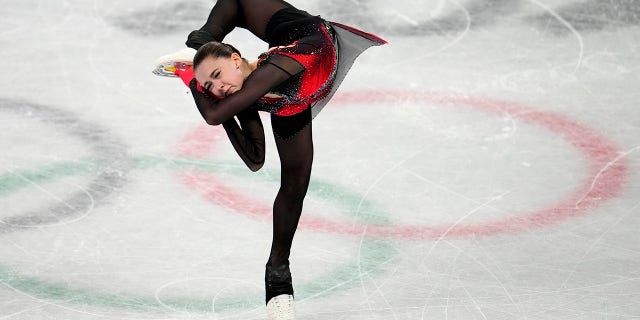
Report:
270,123,313,267
190,0,314,265
186,0,293,46
189,0,313,300
222,110,312,268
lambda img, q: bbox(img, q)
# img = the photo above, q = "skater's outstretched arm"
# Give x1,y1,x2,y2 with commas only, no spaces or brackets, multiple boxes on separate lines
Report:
189,54,303,125
222,108,265,172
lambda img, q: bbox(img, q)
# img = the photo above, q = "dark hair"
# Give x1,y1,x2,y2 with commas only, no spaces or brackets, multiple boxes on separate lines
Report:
193,42,243,70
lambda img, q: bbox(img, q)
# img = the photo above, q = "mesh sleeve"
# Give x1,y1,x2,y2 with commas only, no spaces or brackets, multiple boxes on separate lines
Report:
189,62,295,125
222,108,265,171
261,54,305,77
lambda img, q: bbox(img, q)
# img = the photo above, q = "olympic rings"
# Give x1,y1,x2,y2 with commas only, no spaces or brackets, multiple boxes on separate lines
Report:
0,99,130,233
176,90,628,239
0,98,394,314
0,90,629,314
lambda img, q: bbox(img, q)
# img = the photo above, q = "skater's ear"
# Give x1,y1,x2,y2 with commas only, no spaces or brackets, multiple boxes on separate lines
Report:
230,52,243,66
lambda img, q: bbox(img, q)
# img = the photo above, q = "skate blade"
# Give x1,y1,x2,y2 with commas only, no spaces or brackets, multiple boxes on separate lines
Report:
152,62,192,77
266,294,295,320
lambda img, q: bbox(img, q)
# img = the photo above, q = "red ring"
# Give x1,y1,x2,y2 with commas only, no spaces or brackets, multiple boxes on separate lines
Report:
174,90,628,239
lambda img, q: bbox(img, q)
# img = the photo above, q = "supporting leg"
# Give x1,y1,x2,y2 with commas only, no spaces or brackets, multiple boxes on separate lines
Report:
264,119,313,319
268,122,313,268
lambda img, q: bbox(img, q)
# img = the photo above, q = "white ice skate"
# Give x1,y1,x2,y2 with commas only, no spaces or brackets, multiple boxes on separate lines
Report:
152,47,196,77
266,294,295,320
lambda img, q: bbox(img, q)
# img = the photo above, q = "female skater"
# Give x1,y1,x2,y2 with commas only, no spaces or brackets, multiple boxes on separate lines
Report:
154,0,385,318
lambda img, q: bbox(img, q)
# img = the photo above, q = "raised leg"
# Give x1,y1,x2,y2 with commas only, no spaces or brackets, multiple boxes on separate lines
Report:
186,0,292,48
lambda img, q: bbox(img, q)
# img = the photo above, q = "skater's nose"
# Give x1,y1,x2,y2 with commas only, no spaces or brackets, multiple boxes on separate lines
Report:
210,80,224,97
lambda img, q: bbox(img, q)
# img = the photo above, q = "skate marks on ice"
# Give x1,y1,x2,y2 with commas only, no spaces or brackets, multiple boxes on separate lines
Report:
529,0,640,34
107,0,640,38
106,0,519,36
109,1,209,36
374,0,640,36
0,102,397,315
0,98,130,234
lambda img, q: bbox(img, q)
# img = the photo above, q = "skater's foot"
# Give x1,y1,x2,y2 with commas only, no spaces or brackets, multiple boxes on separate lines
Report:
265,263,293,303
266,294,295,320
265,262,295,319
152,47,196,77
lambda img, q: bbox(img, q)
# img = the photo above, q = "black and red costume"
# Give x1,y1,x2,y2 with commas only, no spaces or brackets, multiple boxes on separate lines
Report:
180,0,386,306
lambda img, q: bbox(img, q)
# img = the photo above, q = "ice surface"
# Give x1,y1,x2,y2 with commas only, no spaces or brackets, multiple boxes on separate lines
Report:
1,0,639,319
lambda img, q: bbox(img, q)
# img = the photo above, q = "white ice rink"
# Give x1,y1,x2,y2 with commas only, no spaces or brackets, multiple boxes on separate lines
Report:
1,0,639,319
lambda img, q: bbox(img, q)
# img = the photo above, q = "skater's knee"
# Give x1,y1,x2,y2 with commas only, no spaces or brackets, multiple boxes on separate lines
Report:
279,163,311,194
278,182,309,202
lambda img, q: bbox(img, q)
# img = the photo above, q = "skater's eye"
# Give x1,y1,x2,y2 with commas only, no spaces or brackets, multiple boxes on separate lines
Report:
204,82,213,92
209,69,220,80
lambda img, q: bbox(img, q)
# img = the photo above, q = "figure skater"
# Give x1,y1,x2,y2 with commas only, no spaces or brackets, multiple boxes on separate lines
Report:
153,0,386,318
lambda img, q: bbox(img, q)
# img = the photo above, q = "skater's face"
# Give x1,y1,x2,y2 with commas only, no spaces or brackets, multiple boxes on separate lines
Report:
194,53,245,99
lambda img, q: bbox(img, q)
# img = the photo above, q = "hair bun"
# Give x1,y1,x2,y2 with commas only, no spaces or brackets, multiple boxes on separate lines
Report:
223,43,241,56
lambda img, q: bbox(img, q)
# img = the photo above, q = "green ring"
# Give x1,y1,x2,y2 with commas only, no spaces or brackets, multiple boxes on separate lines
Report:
1,156,396,314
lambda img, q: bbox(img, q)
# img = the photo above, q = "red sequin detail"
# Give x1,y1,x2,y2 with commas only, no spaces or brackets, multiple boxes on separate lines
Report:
258,22,337,116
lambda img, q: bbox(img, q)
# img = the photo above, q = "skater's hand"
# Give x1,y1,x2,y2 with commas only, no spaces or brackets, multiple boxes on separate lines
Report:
189,78,221,124
189,77,214,98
